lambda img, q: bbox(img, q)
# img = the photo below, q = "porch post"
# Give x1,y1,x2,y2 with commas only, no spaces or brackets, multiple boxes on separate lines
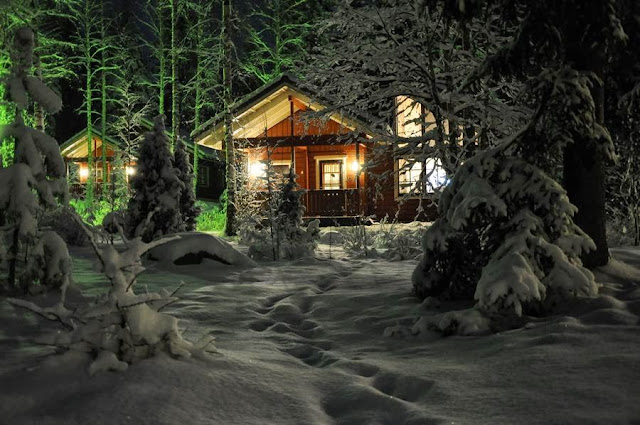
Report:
289,95,295,172
355,139,362,215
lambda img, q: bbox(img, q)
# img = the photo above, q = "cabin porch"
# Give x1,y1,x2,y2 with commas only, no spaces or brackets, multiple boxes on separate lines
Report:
243,137,369,218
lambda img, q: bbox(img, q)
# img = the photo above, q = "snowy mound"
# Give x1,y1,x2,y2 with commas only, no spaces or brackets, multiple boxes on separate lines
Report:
147,232,257,268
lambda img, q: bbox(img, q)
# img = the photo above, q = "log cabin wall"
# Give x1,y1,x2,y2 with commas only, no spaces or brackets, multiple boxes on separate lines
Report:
365,143,438,222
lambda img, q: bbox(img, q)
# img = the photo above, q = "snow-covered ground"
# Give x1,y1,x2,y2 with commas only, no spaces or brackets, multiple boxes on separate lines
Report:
1,241,640,425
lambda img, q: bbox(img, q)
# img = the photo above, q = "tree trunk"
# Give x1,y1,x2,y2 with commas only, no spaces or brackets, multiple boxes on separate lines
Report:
85,0,94,206
563,2,609,268
223,0,236,236
563,142,609,267
170,0,178,152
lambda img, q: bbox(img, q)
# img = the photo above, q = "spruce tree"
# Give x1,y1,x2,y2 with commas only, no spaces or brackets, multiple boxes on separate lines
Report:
125,114,183,242
174,137,200,231
0,27,69,291
277,167,306,240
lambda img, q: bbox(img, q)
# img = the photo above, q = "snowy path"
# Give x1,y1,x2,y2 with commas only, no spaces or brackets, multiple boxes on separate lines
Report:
1,246,640,424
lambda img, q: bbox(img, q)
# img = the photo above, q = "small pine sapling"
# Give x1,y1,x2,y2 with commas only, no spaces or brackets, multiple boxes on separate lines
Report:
125,115,184,242
174,137,200,231
274,168,319,259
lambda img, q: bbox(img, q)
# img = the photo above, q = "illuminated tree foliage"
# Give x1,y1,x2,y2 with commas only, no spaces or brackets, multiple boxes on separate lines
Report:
242,0,314,83
183,0,224,193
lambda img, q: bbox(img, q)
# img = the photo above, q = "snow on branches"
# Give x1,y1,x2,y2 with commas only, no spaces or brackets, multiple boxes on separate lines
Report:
412,148,598,317
125,115,184,242
0,27,68,291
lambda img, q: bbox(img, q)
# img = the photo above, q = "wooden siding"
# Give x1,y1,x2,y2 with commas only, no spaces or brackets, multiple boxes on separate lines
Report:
364,143,438,222
245,143,366,191
265,111,351,138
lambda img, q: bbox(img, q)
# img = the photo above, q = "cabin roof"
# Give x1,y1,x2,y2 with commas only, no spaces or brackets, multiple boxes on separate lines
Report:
191,74,378,150
60,121,221,161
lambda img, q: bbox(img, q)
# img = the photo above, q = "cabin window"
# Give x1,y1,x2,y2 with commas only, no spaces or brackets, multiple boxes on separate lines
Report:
396,95,423,138
397,158,447,196
198,165,210,187
320,160,343,190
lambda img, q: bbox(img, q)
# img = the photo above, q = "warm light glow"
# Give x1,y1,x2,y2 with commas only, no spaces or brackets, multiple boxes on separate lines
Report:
249,161,266,178
79,167,89,179
351,161,360,172
126,166,136,176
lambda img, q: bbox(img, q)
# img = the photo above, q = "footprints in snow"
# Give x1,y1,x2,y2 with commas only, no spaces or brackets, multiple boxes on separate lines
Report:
246,261,439,424
322,362,440,425
247,265,348,367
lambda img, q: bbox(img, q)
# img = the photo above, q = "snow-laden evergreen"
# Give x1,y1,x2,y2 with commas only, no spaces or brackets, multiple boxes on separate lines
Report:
174,137,200,231
412,148,598,316
0,27,68,291
240,166,319,261
274,168,319,259
125,115,183,242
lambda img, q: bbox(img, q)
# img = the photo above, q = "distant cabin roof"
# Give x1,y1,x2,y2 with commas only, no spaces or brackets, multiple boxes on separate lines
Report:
191,74,378,150
61,120,221,161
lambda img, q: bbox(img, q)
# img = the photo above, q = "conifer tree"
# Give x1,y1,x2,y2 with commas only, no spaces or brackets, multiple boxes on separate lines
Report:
125,115,183,242
174,137,200,231
0,27,69,291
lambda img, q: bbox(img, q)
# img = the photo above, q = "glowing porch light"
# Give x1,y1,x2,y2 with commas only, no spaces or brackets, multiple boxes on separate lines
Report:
125,166,136,176
351,160,360,172
79,167,89,179
249,161,266,178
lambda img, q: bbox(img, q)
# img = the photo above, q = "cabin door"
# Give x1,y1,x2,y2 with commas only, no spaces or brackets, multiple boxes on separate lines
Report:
319,160,343,190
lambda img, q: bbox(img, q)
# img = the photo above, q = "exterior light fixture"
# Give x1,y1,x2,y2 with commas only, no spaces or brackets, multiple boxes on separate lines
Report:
125,166,136,176
79,167,89,179
249,161,266,178
351,160,360,172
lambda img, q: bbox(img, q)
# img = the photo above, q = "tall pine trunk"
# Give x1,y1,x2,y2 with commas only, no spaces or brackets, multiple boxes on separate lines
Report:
85,0,94,205
170,0,178,152
223,0,236,236
100,0,107,195
563,2,609,268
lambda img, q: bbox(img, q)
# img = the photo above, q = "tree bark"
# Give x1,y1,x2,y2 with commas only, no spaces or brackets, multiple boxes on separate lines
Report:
563,2,610,268
223,0,236,236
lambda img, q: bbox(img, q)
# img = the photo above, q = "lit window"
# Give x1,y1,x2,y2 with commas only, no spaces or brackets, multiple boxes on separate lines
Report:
397,158,447,195
396,96,423,138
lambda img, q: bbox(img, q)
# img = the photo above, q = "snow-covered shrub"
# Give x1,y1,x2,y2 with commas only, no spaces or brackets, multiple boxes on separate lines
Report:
174,138,200,231
8,216,213,375
0,27,68,291
125,115,184,242
240,167,319,260
373,216,424,261
342,217,376,257
40,207,89,246
102,210,126,243
412,148,598,316
21,231,72,293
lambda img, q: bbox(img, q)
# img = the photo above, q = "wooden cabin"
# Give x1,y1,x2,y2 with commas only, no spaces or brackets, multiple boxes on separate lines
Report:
60,125,225,201
191,74,446,222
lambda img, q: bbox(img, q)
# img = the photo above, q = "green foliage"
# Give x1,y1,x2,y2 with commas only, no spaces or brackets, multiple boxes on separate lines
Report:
195,200,226,233
69,198,112,226
242,0,314,83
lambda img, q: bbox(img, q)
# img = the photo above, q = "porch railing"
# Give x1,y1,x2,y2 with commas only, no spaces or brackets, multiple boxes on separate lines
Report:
304,189,364,217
